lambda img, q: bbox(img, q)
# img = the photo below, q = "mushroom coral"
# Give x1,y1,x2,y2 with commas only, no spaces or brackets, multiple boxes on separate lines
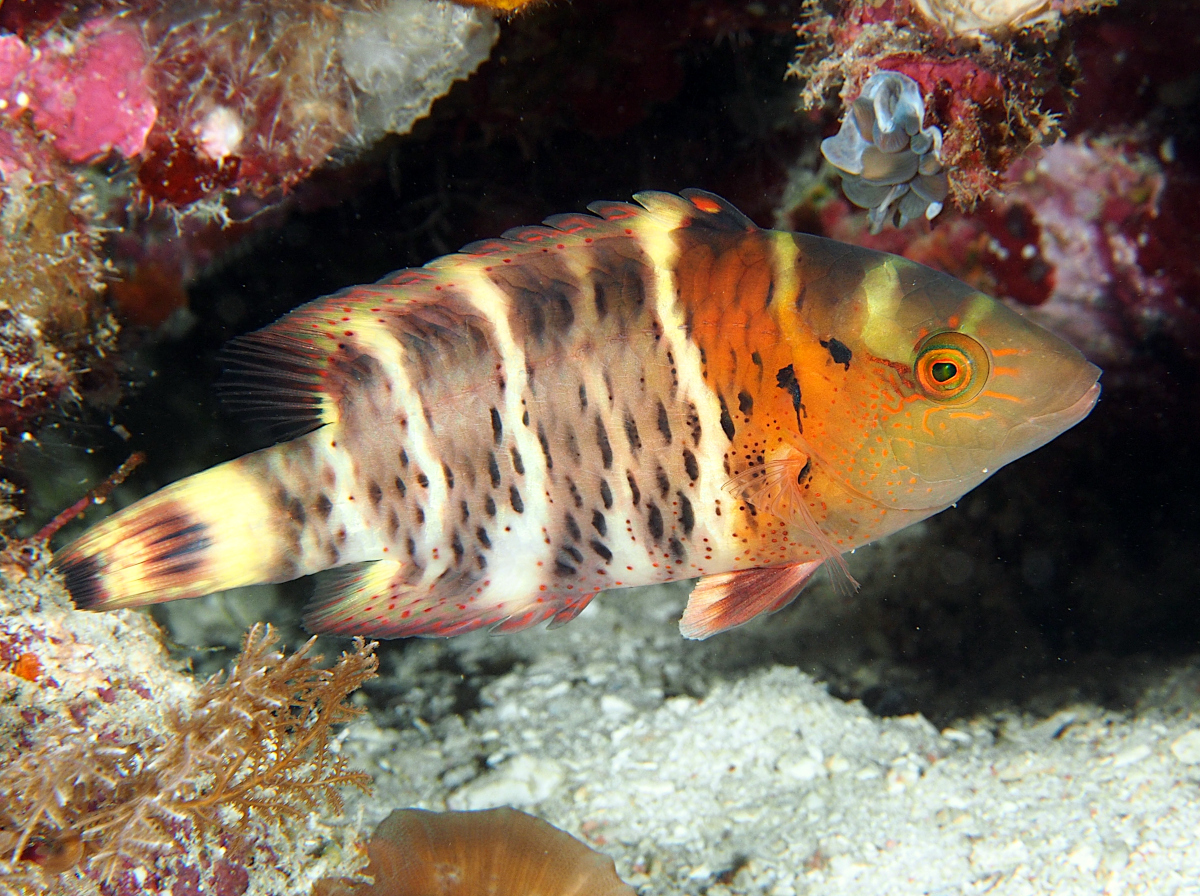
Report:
315,808,635,896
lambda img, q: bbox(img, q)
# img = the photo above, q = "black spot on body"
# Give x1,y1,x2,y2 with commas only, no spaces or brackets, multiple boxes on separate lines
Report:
719,396,736,441
624,411,642,453
477,527,491,548
415,507,425,525
367,482,382,507
579,384,588,411
485,496,497,517
510,486,524,513
555,559,578,577
669,537,685,562
627,472,641,506
796,457,813,486
452,533,464,563
406,536,416,557
488,453,502,488
537,423,553,469
593,280,608,318
394,477,406,498
416,472,430,488
596,416,613,468
678,492,694,536
775,364,806,433
683,449,700,483
591,540,613,562
315,494,333,520
647,504,664,541
399,449,409,467
564,545,584,564
526,298,547,341
511,446,525,476
490,407,503,444
591,510,606,536
388,509,400,537
565,514,582,543
821,337,853,370
738,390,754,416
686,402,702,446
600,479,613,509
656,466,670,499
656,402,672,444
288,498,306,525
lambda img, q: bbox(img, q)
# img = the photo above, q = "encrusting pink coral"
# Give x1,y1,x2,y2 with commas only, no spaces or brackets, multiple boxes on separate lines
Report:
314,807,635,896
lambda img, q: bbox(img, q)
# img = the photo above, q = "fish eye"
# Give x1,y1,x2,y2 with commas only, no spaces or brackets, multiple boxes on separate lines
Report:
914,331,990,404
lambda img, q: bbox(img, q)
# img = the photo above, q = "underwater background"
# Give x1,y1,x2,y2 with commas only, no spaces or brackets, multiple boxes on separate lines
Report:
3,1,1200,893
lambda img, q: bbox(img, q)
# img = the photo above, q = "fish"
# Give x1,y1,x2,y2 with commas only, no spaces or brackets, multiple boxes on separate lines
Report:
53,190,1101,640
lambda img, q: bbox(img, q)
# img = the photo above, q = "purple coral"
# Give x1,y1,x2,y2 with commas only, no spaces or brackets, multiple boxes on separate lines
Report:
821,70,949,233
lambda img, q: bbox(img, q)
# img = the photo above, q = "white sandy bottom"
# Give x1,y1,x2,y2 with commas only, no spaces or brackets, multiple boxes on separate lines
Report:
338,585,1200,896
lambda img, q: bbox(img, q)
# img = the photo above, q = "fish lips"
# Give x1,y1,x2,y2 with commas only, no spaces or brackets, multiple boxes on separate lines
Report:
999,366,1101,459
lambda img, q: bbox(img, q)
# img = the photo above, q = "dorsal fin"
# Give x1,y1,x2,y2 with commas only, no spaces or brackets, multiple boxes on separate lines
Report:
632,189,759,232
679,188,759,229
218,191,752,439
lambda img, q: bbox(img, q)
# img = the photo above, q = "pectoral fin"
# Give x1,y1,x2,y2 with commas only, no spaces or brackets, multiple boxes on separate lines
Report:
680,560,824,640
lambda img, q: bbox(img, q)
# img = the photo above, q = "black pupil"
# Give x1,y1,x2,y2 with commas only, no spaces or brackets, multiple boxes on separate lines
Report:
931,360,958,383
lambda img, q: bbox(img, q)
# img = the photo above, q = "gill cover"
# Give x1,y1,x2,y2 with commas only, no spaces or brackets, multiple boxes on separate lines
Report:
789,238,1100,512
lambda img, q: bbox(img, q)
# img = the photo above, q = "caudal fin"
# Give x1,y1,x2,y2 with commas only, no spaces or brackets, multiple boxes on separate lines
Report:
54,458,290,611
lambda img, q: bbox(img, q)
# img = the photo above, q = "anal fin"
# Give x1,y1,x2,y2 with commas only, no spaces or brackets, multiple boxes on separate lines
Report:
679,560,824,640
303,561,581,639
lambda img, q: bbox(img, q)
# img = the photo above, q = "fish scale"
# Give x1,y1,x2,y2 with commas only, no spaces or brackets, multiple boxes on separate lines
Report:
55,190,1100,639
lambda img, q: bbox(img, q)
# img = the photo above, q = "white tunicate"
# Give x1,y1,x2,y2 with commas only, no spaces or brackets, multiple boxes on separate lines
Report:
821,70,949,233
338,0,499,141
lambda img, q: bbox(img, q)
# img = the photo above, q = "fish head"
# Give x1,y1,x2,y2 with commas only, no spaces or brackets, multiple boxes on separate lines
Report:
790,239,1101,513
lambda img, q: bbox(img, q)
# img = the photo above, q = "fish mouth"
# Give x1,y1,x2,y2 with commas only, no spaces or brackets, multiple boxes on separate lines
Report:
1029,374,1101,432
1000,372,1101,457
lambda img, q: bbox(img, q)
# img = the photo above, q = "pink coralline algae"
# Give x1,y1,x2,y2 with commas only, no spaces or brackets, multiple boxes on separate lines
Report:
0,21,157,163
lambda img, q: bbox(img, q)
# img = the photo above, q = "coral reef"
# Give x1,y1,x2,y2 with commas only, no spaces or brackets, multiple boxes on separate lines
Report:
0,570,377,896
0,129,116,522
137,0,497,209
315,808,635,896
790,0,1111,213
910,0,1109,37
820,70,948,232
783,1,1200,367
339,0,499,145
0,0,502,523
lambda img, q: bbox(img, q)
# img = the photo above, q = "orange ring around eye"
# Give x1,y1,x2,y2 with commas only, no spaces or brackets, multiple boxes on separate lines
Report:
914,331,990,404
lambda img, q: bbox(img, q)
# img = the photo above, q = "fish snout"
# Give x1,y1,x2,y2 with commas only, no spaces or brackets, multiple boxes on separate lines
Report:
1000,364,1100,457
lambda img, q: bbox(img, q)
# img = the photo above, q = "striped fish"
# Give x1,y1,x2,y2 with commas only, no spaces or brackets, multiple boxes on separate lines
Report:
55,191,1100,639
